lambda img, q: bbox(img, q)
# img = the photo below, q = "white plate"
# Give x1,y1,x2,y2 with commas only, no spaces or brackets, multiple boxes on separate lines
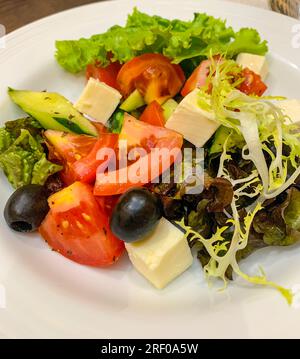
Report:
0,0,300,339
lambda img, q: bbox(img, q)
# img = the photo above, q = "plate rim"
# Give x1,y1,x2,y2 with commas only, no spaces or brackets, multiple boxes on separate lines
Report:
2,0,300,41
1,0,300,339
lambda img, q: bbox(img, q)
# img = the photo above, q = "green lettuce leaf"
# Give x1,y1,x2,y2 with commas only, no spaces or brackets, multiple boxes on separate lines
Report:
5,117,42,139
226,28,268,58
32,154,62,185
0,129,41,188
55,8,268,73
0,128,62,188
0,128,13,152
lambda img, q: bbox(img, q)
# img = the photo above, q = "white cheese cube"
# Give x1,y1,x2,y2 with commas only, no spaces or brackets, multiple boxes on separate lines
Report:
236,53,269,80
74,78,122,125
126,218,193,289
276,100,300,124
165,89,219,147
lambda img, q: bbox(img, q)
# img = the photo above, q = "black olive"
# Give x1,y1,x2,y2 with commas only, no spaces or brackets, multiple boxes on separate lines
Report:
4,184,49,233
110,188,162,243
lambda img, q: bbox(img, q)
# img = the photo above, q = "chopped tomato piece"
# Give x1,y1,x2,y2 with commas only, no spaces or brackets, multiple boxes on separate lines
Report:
39,182,124,266
94,114,183,196
238,68,267,96
95,195,120,217
181,59,212,97
45,130,118,185
117,54,185,104
180,56,224,97
86,61,122,90
119,113,176,150
44,130,97,164
68,133,118,184
140,101,165,127
93,122,108,135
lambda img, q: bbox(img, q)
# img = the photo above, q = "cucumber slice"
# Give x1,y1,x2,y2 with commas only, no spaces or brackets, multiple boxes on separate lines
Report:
209,126,244,155
209,126,232,155
120,89,145,112
162,99,178,121
8,88,98,137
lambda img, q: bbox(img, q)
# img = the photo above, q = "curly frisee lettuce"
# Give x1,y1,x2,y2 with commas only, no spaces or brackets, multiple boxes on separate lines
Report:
198,57,300,201
178,58,299,304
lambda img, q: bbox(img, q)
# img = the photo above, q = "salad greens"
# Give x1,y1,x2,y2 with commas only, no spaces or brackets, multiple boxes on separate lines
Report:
173,58,300,303
284,188,300,232
0,118,62,189
55,8,268,73
199,58,300,200
253,187,300,246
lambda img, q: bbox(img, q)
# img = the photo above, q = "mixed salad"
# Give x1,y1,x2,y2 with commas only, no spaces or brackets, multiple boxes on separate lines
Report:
2,9,300,303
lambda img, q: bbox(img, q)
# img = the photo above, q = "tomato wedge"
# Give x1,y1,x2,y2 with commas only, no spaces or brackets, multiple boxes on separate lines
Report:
45,130,118,185
39,182,124,267
117,54,185,104
237,68,267,96
93,122,108,135
69,133,118,184
86,61,122,90
181,59,212,97
95,195,120,217
94,114,183,196
44,130,98,164
140,101,165,127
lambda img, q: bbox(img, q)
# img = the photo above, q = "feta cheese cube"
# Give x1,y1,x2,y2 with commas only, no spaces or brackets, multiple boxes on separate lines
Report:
75,78,122,125
126,218,193,289
276,99,300,124
165,89,219,147
236,53,269,80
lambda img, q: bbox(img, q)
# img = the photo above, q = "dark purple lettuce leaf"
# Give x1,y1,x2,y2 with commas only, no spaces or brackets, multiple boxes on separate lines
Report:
253,187,300,246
